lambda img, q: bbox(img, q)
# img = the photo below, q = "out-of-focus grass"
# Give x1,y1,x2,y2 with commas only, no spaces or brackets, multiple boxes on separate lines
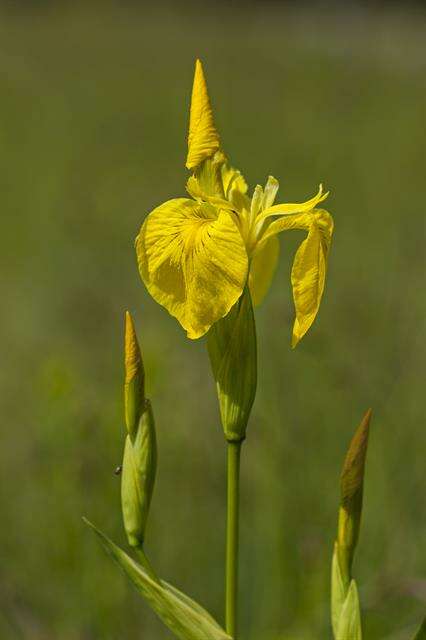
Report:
0,2,425,639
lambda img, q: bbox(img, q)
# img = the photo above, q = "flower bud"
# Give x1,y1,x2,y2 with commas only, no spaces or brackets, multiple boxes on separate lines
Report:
121,312,157,547
207,287,257,442
337,408,372,584
124,311,145,439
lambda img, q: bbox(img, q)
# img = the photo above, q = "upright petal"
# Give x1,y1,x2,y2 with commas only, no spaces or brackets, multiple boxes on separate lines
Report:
221,162,248,198
136,199,248,339
262,175,279,210
186,60,220,170
250,185,264,221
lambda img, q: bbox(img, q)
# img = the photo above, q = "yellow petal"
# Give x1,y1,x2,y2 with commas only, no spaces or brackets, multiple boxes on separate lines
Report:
136,198,248,339
253,208,333,345
258,184,329,222
262,175,279,210
250,185,264,220
186,60,220,171
249,235,280,306
221,162,248,198
290,210,333,347
229,188,251,215
256,211,312,249
186,152,226,202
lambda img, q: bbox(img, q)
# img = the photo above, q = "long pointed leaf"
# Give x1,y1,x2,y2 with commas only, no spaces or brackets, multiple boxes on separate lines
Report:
84,519,231,640
413,618,426,640
162,580,223,631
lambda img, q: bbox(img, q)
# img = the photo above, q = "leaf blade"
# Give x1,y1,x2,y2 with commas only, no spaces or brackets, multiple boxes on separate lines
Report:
413,618,426,640
84,519,232,640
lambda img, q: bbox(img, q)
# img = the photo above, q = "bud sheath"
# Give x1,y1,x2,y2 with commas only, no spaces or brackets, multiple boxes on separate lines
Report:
121,401,157,547
207,287,257,442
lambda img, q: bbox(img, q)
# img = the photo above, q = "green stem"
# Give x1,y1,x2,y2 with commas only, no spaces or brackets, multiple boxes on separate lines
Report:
226,440,242,638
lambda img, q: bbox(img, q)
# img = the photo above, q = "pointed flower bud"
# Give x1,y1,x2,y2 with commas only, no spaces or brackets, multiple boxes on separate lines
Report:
331,410,371,639
121,312,157,547
186,59,220,171
124,311,145,439
207,287,257,442
337,408,372,584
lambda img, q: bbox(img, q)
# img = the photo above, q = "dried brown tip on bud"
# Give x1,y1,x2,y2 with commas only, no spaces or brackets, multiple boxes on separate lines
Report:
125,311,144,385
340,408,372,507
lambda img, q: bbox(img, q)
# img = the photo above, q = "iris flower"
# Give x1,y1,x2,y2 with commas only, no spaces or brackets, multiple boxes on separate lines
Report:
136,60,333,346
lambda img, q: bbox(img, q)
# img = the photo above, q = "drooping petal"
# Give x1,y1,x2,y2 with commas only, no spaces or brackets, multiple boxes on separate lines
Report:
258,184,329,222
136,199,248,339
290,210,333,347
254,208,333,346
186,60,220,171
249,235,280,306
256,211,313,248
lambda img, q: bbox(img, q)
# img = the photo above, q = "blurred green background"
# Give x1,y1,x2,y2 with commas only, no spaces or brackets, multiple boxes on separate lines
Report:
1,1,425,638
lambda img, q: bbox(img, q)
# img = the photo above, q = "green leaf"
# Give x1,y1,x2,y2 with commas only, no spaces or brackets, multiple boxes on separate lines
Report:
84,519,232,640
412,618,426,640
331,543,346,638
162,580,223,631
336,580,362,640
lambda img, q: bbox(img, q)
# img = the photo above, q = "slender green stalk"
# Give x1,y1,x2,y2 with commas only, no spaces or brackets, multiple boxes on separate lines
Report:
226,440,242,638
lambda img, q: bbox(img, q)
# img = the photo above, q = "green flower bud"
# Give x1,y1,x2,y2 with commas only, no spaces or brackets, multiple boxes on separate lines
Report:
121,401,157,547
337,408,372,584
207,287,257,442
121,312,157,547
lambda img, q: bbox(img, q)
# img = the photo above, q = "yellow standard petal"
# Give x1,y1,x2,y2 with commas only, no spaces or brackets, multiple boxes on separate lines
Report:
186,59,220,171
136,198,248,339
249,236,280,306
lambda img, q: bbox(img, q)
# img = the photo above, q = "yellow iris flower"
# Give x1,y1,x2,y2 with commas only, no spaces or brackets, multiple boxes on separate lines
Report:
136,59,334,347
